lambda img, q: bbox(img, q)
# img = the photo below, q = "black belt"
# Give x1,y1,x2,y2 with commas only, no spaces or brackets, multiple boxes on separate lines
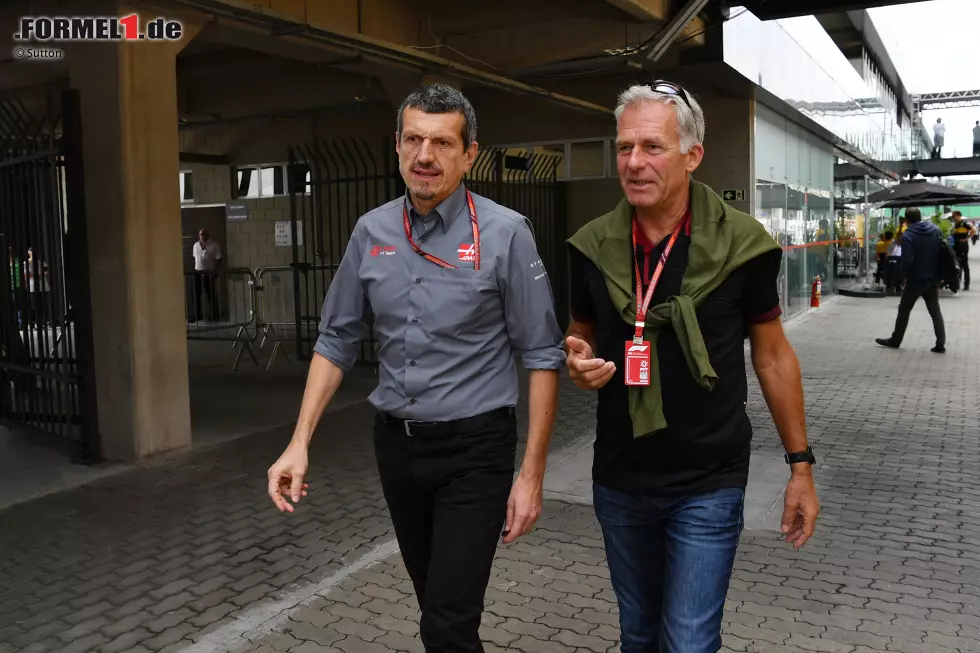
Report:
380,406,515,437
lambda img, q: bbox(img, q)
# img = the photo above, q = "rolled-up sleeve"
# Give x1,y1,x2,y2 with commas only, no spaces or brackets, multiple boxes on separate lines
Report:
501,217,566,370
313,222,369,371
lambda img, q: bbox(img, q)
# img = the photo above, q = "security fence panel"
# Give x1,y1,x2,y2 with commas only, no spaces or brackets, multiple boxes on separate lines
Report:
0,89,99,462
288,139,401,364
464,148,567,332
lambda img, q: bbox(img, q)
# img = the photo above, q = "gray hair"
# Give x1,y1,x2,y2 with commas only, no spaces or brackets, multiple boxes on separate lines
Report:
614,84,705,153
397,84,478,150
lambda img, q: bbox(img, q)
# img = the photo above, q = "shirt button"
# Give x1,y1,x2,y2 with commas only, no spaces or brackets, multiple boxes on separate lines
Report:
410,360,416,366
415,278,422,284
409,398,417,404
420,237,427,244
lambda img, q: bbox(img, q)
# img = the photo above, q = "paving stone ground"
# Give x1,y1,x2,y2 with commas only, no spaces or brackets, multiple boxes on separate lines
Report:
0,370,595,653
3,250,980,653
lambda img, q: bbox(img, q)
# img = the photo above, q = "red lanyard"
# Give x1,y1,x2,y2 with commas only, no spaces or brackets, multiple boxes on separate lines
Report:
631,217,685,344
402,189,481,270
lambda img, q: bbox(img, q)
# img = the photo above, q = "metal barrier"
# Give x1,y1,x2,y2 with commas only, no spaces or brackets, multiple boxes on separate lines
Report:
253,264,340,370
254,265,294,370
184,267,260,370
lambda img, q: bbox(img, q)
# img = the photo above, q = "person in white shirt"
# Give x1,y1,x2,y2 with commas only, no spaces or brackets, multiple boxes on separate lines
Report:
932,118,946,159
972,120,980,157
191,228,222,321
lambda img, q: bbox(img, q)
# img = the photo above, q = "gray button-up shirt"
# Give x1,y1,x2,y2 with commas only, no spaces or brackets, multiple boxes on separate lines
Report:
314,183,565,421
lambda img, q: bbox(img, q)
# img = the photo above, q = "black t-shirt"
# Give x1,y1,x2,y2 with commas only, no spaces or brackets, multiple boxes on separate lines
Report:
953,223,972,253
569,220,782,496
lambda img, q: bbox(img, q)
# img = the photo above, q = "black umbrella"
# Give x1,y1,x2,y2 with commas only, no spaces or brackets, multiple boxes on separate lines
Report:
879,196,979,208
841,179,980,206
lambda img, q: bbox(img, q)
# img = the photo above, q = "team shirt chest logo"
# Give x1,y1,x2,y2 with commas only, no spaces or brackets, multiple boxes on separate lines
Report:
371,245,397,257
458,243,476,262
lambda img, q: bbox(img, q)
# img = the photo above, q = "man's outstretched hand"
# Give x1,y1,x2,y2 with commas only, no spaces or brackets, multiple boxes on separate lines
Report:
566,336,616,390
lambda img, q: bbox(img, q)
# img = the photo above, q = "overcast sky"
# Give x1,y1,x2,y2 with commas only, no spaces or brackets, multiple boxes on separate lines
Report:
870,0,980,158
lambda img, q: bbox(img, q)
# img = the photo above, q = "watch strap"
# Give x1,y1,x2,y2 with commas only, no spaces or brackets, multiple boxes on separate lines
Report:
785,445,815,465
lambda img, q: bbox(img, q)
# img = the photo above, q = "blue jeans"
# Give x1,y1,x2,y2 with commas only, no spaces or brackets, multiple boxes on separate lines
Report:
593,484,745,653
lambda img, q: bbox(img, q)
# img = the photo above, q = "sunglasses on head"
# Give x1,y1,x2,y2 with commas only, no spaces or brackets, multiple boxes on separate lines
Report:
649,80,692,110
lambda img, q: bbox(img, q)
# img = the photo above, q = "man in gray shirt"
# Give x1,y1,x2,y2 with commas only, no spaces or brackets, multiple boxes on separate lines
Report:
973,120,980,157
267,84,565,652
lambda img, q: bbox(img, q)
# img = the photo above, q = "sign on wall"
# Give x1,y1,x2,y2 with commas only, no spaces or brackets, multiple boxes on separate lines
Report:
226,202,249,221
722,189,746,202
275,220,303,247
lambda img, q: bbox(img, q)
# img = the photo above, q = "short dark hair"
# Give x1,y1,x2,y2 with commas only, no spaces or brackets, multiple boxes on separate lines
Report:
885,231,894,239
905,208,922,223
397,84,478,150
952,210,962,218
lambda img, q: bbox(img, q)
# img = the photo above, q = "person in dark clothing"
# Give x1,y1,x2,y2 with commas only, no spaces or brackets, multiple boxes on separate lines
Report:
951,211,975,290
875,208,946,353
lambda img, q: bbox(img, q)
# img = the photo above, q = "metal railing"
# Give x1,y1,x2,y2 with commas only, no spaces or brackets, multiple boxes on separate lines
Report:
253,264,343,370
0,89,99,462
184,267,260,370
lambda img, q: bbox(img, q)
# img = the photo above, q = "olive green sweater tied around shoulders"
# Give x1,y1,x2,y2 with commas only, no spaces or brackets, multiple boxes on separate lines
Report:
567,181,781,439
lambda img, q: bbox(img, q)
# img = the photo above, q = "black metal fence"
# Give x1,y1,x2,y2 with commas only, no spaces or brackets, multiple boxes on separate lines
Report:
464,148,567,331
0,90,99,462
287,139,400,363
287,140,565,364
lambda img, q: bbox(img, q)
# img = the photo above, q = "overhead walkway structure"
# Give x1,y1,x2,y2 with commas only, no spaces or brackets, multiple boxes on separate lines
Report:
837,89,980,180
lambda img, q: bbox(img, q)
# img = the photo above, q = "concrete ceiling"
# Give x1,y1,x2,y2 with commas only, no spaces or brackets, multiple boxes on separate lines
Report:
378,0,665,73
404,0,635,35
167,0,673,124
0,0,710,131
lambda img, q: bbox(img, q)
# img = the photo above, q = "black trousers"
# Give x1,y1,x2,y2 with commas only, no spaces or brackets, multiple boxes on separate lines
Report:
373,408,517,653
890,283,945,347
955,248,970,289
193,272,218,321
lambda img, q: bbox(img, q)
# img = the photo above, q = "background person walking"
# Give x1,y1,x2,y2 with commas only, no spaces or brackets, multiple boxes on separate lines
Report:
952,211,975,290
876,208,946,353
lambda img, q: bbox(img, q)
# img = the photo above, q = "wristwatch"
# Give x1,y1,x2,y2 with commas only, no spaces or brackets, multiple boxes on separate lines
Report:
785,445,815,465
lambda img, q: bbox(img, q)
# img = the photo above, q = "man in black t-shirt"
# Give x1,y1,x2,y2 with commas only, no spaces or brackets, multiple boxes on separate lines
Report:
951,211,974,290
564,81,819,653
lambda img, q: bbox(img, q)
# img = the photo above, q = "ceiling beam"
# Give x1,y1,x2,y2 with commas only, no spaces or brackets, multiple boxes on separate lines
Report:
646,0,709,63
738,0,929,20
179,151,230,164
603,0,667,21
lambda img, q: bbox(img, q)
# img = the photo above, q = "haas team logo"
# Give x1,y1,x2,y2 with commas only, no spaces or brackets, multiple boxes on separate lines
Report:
458,243,476,262
371,245,396,257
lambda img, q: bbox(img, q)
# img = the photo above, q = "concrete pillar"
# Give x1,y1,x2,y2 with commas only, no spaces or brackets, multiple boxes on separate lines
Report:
691,89,754,217
68,4,202,461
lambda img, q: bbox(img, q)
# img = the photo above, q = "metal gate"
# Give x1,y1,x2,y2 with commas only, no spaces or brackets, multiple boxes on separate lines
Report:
287,139,565,364
0,89,99,462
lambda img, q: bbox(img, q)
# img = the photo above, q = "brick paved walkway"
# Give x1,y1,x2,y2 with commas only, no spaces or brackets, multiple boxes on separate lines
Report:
3,266,980,652
0,373,595,653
